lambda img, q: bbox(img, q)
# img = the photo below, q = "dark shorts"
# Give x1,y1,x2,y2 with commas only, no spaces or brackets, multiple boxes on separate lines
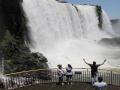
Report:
91,72,97,78
59,75,64,82
66,75,73,82
66,75,73,80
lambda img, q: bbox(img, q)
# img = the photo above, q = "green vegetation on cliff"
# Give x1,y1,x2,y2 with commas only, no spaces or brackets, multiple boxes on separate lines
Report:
0,0,48,74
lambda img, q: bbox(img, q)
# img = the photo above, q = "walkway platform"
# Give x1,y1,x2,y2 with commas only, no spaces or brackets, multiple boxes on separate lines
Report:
15,82,120,90
0,68,119,89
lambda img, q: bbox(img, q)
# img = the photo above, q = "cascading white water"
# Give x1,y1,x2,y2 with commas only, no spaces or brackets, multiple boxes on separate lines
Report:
23,0,120,68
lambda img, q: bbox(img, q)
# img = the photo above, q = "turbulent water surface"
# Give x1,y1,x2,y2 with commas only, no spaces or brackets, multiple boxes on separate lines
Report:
23,0,120,68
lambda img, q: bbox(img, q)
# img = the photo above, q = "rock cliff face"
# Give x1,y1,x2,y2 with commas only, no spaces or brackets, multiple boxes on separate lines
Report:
98,19,120,47
1,0,27,43
111,19,120,35
0,0,48,74
0,1,6,41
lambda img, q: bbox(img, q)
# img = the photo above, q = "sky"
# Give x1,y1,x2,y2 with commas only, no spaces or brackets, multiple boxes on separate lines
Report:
66,0,120,19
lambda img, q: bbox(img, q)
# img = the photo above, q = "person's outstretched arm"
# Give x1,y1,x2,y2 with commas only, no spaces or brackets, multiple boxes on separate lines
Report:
98,59,107,66
83,58,90,65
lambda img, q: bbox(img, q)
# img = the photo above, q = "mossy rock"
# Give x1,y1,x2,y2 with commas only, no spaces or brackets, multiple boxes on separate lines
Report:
96,5,103,29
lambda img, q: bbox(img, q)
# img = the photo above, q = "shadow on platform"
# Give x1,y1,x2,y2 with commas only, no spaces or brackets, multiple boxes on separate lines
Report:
14,82,120,90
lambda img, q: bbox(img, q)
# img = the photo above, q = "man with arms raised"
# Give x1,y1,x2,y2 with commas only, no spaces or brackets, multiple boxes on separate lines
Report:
83,58,107,84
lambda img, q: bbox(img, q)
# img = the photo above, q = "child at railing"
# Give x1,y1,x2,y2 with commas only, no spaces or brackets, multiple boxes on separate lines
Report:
93,77,107,90
57,64,65,85
66,64,73,85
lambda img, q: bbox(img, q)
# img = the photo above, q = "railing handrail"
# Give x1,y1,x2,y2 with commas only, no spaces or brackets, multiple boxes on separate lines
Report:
4,68,120,76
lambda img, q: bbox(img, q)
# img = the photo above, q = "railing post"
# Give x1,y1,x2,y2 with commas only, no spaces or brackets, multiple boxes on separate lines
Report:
110,71,113,85
86,68,89,82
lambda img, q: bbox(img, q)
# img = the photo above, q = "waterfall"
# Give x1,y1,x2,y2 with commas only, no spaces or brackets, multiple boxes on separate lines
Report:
23,0,119,68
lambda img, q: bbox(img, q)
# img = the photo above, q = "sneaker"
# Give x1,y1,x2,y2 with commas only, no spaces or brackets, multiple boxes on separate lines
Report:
69,82,73,85
67,82,69,85
61,83,64,86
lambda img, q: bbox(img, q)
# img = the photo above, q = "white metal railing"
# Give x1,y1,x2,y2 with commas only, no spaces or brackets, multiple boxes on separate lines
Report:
0,68,119,89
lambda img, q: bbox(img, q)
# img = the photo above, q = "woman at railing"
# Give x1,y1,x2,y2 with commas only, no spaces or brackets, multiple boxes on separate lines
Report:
66,64,73,85
57,64,65,85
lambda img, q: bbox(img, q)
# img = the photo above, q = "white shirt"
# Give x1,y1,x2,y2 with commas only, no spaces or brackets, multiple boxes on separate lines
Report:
93,82,107,90
66,67,73,75
57,68,64,77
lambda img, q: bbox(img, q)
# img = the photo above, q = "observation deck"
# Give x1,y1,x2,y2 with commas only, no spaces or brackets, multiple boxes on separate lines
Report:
0,68,119,90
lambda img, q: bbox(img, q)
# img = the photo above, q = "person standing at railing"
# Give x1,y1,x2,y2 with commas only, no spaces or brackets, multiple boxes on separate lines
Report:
83,58,107,84
57,64,65,85
66,64,73,85
93,77,107,90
